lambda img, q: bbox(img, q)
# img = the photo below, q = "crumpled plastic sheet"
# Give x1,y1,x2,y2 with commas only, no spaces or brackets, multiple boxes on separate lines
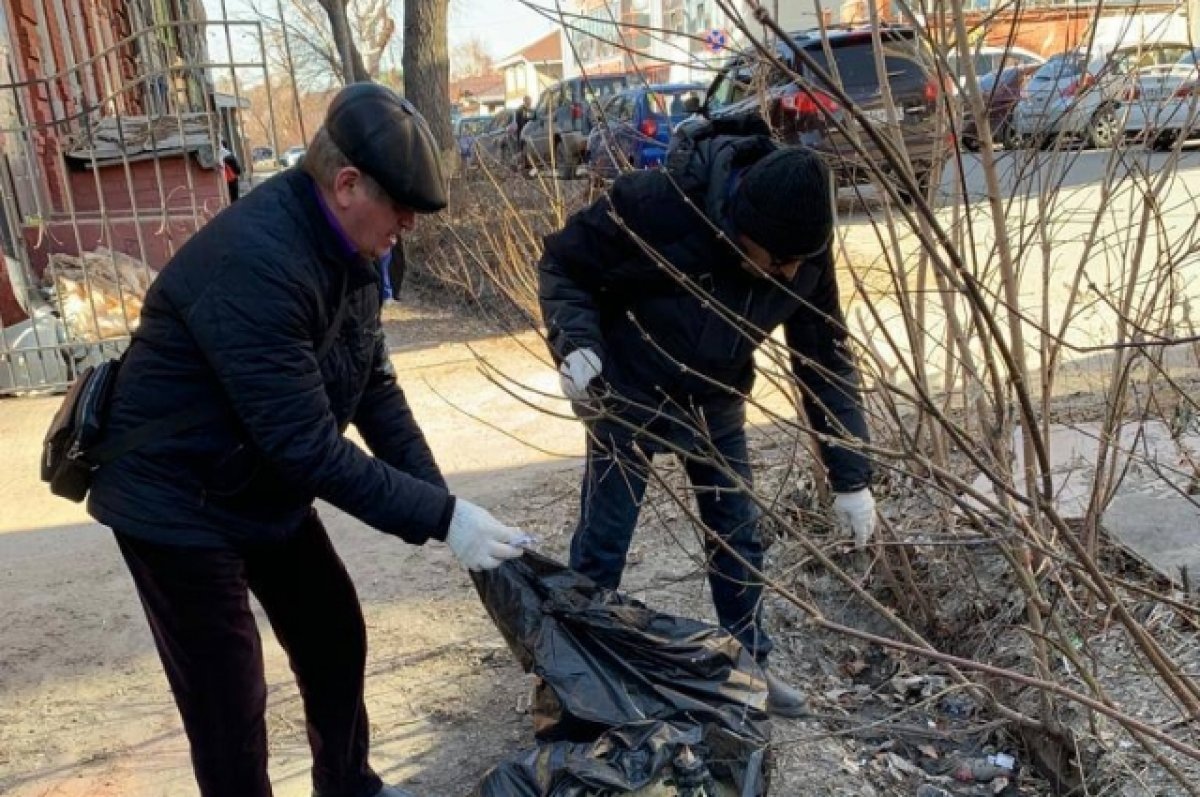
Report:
471,552,771,796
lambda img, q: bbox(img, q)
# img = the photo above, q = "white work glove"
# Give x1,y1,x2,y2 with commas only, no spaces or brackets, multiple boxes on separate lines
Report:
445,499,526,571
558,348,602,401
832,488,877,548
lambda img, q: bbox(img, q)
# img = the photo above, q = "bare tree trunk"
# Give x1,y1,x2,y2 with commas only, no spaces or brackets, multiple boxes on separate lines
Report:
402,0,453,155
316,0,370,83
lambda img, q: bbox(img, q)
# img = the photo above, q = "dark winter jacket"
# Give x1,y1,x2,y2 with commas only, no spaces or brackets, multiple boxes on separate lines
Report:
89,168,455,547
538,134,871,492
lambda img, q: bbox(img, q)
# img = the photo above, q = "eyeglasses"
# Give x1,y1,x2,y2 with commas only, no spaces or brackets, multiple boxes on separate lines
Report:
766,237,830,273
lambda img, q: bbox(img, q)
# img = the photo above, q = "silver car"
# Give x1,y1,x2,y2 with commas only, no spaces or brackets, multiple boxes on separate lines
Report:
1122,47,1200,149
1013,44,1189,148
518,74,631,179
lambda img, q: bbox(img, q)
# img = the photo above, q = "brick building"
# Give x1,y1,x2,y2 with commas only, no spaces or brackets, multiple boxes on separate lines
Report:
0,0,234,327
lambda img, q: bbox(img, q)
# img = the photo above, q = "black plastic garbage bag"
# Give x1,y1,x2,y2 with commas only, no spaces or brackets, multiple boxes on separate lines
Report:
473,720,757,796
471,552,771,796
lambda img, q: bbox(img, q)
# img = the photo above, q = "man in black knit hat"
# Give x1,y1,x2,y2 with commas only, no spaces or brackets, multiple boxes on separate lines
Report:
88,83,528,797
538,120,876,717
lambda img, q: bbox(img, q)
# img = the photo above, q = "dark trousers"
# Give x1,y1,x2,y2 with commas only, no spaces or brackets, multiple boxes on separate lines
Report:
115,512,382,797
569,424,773,663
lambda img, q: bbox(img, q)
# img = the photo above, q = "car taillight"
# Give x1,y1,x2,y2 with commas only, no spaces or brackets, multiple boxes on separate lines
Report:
1123,84,1140,101
924,79,940,104
780,89,840,116
1174,82,1200,98
639,118,658,137
571,102,582,120
1061,73,1095,98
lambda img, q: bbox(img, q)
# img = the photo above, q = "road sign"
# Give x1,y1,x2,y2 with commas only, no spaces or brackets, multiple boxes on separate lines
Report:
704,28,729,53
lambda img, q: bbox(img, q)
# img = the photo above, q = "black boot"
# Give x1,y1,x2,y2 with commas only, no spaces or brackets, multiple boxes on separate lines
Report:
764,669,809,718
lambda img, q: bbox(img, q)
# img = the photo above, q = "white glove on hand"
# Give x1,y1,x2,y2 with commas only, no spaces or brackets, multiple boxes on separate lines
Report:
833,488,877,548
558,348,602,401
445,499,526,571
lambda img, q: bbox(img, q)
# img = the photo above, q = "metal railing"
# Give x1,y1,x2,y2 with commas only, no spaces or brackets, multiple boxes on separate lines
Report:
0,9,299,395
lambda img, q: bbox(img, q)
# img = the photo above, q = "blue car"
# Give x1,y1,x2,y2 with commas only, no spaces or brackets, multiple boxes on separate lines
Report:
453,115,492,167
586,83,705,179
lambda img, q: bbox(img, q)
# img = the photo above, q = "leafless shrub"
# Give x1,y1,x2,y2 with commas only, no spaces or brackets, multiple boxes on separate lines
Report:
412,0,1200,792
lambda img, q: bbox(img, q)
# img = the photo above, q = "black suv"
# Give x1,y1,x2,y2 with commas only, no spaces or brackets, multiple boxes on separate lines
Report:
705,25,945,192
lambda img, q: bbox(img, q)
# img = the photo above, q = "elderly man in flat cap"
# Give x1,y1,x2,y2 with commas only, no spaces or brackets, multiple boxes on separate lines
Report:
88,83,523,797
538,119,876,718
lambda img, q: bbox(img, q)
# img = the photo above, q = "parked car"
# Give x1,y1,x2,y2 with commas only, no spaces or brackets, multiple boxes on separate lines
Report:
250,146,275,165
519,73,633,178
280,145,306,168
1012,42,1192,148
961,62,1042,150
471,108,518,169
1122,47,1200,149
453,114,491,167
705,24,945,195
947,44,1043,92
586,83,705,179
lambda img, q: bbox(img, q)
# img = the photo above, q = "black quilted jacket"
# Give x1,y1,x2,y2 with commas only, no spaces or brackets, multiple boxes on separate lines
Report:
538,133,872,492
89,169,454,547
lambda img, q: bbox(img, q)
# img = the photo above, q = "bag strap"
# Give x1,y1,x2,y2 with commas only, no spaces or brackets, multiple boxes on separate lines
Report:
316,268,349,361
86,402,215,465
88,271,351,467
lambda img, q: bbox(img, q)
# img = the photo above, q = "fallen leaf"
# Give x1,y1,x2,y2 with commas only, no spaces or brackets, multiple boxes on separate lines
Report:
843,658,868,676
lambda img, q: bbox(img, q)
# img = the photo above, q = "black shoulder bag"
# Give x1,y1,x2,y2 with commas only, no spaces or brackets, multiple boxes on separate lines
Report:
41,274,350,503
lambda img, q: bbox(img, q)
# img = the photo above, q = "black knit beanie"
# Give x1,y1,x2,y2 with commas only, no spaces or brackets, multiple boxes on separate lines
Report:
729,147,833,259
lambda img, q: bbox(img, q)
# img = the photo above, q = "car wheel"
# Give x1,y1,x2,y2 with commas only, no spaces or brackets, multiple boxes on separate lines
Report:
961,134,980,152
1087,106,1118,149
1000,122,1024,150
554,139,574,180
1152,130,1178,152
897,167,933,205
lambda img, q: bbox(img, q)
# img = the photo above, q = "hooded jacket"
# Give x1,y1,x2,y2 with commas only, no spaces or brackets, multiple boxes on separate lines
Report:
538,133,871,492
89,169,455,547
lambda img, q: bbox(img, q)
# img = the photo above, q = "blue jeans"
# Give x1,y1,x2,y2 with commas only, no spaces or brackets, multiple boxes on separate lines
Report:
569,424,772,663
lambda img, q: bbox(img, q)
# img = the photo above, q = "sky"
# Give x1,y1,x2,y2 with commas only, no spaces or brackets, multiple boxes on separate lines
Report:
448,0,556,56
202,0,557,65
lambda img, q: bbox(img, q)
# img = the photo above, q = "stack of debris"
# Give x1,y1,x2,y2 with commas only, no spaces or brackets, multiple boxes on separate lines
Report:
65,113,216,163
46,248,154,342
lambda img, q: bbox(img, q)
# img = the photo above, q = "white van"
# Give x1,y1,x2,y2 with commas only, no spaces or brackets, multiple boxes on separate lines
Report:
1083,11,1189,55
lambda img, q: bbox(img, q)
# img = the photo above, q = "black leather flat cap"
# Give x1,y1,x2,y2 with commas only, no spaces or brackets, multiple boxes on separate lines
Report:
325,83,448,213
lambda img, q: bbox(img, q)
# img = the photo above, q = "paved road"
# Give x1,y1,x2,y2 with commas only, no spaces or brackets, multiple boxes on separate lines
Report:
939,145,1200,201
835,146,1200,388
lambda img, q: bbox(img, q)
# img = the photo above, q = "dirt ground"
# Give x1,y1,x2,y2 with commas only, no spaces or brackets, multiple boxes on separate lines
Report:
0,299,877,797
6,185,1199,794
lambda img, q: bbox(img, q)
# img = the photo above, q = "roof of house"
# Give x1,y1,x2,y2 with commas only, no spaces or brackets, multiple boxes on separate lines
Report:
497,30,562,68
449,74,505,101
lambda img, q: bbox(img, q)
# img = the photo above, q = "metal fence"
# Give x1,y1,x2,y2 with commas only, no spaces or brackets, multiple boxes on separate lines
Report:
0,2,300,395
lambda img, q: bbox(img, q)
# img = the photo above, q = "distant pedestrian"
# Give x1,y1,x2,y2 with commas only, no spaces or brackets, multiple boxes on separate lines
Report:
514,95,533,139
219,140,242,203
379,239,407,305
